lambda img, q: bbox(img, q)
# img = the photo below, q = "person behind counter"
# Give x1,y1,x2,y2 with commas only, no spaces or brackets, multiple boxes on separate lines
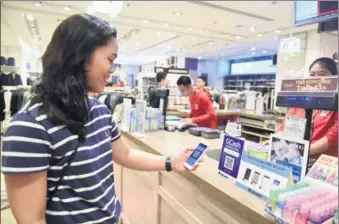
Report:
264,57,338,163
148,72,168,108
177,75,217,128
195,76,207,91
1,14,203,224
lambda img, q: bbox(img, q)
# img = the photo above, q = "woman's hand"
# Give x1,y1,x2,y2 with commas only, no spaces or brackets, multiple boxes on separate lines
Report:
171,148,204,172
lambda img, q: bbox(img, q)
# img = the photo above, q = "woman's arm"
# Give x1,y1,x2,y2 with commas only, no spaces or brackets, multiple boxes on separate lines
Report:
112,137,200,172
5,172,47,224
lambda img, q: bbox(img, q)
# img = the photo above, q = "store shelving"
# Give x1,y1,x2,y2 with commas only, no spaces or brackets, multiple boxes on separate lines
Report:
224,73,276,93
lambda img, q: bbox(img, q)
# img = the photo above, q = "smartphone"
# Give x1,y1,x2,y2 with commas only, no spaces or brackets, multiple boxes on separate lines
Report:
184,141,209,170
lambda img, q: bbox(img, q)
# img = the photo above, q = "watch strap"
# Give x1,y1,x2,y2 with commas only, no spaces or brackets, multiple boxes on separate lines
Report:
165,156,172,172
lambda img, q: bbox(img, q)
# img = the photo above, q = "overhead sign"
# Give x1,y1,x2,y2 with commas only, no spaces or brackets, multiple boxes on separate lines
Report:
154,67,189,75
279,37,301,53
280,77,338,92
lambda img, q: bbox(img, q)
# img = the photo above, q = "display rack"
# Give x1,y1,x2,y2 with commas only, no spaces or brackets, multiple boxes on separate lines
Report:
224,73,276,92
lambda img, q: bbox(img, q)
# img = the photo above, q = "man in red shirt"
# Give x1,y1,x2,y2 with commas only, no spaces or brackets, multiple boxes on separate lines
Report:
177,76,217,129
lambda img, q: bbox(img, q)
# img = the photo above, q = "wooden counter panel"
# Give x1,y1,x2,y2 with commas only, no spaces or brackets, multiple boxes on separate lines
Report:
159,198,188,224
119,132,275,224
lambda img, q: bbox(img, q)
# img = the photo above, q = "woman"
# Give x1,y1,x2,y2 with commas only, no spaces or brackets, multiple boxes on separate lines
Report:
1,14,202,224
271,57,338,161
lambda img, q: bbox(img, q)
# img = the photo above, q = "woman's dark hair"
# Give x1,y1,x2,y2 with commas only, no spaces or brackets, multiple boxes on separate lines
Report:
197,76,207,86
32,14,117,141
309,57,338,75
177,76,192,86
156,72,167,83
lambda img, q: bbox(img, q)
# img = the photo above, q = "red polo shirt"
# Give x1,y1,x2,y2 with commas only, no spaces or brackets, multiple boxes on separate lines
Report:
278,108,338,157
188,90,217,129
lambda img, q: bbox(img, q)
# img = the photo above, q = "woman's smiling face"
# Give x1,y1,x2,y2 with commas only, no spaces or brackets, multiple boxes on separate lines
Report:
86,38,118,93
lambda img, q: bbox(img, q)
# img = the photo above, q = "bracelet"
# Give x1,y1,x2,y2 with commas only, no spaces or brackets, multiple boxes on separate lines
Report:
165,156,172,172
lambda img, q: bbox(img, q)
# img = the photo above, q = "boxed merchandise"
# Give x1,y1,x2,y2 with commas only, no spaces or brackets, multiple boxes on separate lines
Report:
201,129,221,139
265,155,339,224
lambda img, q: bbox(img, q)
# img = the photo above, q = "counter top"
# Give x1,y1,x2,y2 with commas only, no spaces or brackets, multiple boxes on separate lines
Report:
121,130,274,223
177,109,285,121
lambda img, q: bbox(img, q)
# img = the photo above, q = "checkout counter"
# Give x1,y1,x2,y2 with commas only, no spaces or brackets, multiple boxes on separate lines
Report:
115,130,275,224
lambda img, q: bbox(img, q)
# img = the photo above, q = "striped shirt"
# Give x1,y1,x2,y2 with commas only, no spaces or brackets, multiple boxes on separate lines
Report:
1,97,121,224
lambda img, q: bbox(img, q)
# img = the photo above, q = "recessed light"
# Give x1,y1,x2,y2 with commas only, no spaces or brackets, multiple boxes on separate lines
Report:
275,29,281,33
176,49,180,52
250,26,256,31
205,29,210,33
208,41,213,45
131,31,136,35
257,33,263,37
188,26,193,31
251,47,256,51
192,37,196,41
121,39,125,42
252,52,256,55
142,19,150,24
64,6,71,11
236,35,241,40
164,23,169,27
34,1,42,6
173,11,183,16
26,14,34,21
156,32,161,36
262,50,267,54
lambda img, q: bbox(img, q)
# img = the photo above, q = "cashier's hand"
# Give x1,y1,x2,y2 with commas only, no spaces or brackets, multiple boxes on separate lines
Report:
181,118,193,124
171,148,204,172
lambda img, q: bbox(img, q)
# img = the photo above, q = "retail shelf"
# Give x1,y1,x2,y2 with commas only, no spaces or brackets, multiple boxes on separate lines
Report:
241,123,275,132
242,130,270,139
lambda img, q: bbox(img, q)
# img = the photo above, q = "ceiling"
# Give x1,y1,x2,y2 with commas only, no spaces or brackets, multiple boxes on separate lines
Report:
1,1,318,64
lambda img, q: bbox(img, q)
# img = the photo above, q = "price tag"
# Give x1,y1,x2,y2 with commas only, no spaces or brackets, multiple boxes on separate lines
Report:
279,37,301,53
225,121,242,137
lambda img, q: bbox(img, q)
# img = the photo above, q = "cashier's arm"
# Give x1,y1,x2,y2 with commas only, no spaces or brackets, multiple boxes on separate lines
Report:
112,137,167,171
310,113,338,156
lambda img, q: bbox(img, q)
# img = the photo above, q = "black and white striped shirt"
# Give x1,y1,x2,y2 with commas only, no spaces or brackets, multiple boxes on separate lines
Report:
1,97,121,223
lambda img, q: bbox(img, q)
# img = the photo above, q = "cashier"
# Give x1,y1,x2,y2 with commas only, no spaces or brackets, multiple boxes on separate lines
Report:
271,57,338,160
177,76,217,128
149,72,168,108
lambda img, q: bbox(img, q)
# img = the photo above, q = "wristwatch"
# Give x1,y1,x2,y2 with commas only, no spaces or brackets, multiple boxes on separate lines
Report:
165,156,172,172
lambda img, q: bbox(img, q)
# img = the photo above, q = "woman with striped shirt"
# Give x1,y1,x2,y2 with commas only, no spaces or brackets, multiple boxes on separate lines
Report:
1,14,202,224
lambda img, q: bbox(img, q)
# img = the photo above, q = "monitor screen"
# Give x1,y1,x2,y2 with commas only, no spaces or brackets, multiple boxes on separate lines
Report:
294,1,338,26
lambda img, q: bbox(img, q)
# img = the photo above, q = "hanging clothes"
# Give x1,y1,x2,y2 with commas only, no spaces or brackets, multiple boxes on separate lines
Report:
0,72,24,116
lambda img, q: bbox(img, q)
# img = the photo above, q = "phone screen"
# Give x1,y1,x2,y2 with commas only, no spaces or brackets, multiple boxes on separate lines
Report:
185,143,208,167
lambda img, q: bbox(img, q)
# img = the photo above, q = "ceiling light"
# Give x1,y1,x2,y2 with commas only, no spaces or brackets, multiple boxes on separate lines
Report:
131,31,136,35
250,26,256,31
26,14,34,21
252,52,256,55
156,32,161,36
222,33,228,37
262,50,267,54
284,56,288,61
273,36,278,40
257,33,263,37
251,47,256,51
176,49,180,52
173,11,183,16
236,35,241,40
198,56,202,60
188,26,193,31
205,29,210,33
142,19,150,24
34,1,42,6
208,41,213,45
275,29,281,34
164,23,169,27
64,6,71,11
291,53,295,57
192,37,196,41
168,45,172,49
136,42,140,46
121,39,125,42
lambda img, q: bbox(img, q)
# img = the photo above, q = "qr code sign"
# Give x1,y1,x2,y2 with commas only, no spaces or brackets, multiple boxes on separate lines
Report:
224,156,234,170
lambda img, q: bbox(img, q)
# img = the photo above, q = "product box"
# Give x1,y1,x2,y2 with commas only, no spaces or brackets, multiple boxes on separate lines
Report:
235,154,293,201
264,155,339,224
269,134,309,184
